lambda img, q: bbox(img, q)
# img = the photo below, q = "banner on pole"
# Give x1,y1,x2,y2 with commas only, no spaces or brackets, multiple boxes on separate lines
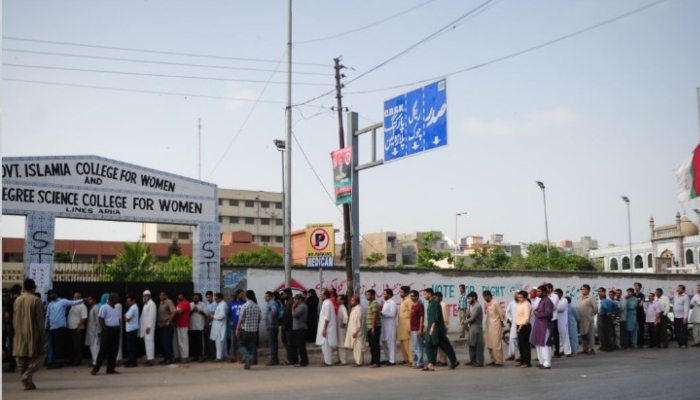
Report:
331,147,352,205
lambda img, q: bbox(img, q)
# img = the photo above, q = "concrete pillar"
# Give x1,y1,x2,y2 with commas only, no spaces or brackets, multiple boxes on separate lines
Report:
24,212,56,298
193,222,221,294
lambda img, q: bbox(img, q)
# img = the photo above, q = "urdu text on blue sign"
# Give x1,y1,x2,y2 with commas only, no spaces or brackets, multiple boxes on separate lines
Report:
383,79,447,162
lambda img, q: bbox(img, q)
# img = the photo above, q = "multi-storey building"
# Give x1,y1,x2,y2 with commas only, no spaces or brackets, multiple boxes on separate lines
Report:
143,188,283,246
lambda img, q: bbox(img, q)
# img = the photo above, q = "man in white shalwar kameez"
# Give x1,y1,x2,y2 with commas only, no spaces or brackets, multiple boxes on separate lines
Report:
554,289,572,356
210,293,228,361
380,288,398,365
84,295,100,367
505,294,519,360
139,291,157,366
316,289,338,366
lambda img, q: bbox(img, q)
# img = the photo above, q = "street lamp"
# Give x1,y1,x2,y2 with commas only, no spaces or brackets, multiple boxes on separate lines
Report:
622,196,633,272
536,181,550,258
454,212,468,263
273,139,288,274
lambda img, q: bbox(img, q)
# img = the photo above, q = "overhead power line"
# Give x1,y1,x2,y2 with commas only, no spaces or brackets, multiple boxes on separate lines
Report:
4,63,333,86
346,0,669,95
3,78,290,105
206,51,287,179
293,0,495,107
2,48,334,76
3,36,329,67
296,0,436,44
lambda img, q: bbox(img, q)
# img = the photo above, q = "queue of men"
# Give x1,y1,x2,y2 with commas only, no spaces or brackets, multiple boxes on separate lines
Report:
5,278,700,391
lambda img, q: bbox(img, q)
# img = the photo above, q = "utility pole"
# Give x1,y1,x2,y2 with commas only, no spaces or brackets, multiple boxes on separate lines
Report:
333,57,353,296
283,0,293,288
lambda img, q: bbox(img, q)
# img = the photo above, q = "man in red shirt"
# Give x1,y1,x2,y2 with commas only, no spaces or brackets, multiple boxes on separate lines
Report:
169,292,191,363
409,290,425,369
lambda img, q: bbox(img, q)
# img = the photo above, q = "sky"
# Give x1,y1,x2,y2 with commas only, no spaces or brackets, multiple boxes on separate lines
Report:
2,0,700,249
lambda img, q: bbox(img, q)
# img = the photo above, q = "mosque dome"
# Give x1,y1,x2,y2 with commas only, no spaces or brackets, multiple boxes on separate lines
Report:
680,216,699,236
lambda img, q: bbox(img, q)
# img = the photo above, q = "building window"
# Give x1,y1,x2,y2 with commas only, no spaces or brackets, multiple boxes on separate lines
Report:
275,236,283,243
229,199,239,206
647,253,653,269
387,254,396,263
275,202,282,209
634,255,643,269
610,258,619,271
245,217,255,225
245,200,255,208
261,235,271,243
261,218,270,225
218,216,223,223
276,219,283,226
388,237,396,249
178,232,190,240
686,249,694,265
229,216,239,224
621,256,630,270
160,232,173,239
261,201,270,208
218,199,223,206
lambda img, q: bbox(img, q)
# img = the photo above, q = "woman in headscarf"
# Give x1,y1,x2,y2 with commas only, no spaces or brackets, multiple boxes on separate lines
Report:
305,290,320,342
97,293,109,309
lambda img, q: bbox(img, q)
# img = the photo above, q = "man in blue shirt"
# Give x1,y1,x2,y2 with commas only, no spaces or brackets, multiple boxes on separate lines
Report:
45,290,84,369
597,288,615,352
264,291,280,366
123,294,140,368
227,290,245,362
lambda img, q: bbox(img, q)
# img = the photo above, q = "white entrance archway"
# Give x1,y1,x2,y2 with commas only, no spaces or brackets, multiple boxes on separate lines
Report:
2,155,220,295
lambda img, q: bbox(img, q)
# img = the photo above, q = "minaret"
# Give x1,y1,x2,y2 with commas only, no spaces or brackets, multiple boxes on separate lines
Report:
649,217,655,272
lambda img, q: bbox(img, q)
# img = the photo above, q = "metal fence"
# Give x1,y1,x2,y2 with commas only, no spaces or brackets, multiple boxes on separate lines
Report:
52,263,192,282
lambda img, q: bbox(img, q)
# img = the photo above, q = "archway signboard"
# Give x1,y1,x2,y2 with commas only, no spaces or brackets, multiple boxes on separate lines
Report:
2,155,220,296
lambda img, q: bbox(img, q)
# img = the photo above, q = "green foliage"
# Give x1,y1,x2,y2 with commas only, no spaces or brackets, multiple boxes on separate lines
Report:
226,246,282,266
152,255,193,282
467,242,595,272
416,232,452,268
94,241,192,282
469,246,510,269
54,250,72,263
454,256,467,269
365,252,385,266
167,239,182,257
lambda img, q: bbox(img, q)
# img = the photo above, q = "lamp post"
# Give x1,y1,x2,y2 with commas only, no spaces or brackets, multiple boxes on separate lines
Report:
454,212,467,264
273,139,288,276
536,181,550,258
622,196,633,272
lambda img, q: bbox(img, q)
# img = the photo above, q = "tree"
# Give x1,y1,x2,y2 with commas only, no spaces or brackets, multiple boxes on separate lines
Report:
54,250,72,263
469,246,510,269
152,255,192,282
227,246,283,265
365,252,384,266
167,238,182,257
95,241,154,281
416,232,452,268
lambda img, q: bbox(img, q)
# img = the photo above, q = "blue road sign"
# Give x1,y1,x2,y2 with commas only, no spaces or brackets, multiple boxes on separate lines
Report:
383,79,447,162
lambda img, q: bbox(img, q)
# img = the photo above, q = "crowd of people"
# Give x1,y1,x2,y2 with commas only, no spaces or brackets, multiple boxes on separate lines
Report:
4,278,700,391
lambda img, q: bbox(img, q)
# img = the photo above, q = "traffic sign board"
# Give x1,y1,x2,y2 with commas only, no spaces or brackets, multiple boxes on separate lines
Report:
383,79,447,162
305,222,335,259
309,227,330,252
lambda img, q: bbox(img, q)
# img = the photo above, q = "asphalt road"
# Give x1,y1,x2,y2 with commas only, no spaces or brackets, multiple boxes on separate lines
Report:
3,344,699,400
